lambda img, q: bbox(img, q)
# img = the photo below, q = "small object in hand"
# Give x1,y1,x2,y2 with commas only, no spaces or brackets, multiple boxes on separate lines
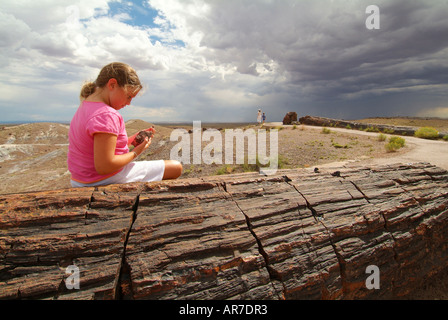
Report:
132,130,154,147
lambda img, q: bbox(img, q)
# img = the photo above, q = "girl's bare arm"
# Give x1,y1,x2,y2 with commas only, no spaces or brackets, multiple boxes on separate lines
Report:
94,133,150,175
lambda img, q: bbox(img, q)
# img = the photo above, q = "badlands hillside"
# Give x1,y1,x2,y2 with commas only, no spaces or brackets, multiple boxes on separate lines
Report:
0,120,166,194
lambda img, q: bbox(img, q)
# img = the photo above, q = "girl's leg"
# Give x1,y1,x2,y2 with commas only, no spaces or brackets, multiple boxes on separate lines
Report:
162,160,183,180
71,160,182,187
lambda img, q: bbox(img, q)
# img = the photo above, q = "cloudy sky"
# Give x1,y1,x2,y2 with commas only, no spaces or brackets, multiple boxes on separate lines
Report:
1,0,448,123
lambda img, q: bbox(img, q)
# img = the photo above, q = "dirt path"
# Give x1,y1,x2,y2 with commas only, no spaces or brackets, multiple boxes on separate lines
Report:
268,122,448,170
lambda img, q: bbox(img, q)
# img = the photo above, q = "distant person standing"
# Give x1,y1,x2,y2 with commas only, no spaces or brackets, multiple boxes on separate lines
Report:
262,112,266,124
257,109,262,124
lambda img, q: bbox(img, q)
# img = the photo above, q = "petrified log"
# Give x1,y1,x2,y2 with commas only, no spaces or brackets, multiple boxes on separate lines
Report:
1,162,448,300
299,115,419,136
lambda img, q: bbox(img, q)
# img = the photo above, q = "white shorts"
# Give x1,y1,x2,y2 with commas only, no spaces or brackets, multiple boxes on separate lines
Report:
70,160,165,188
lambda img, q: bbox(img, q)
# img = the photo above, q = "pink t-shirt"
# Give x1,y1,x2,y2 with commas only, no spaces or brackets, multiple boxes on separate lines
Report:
68,101,129,183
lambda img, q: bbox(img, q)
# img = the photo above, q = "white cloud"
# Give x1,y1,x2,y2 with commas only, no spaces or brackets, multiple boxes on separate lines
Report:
0,11,31,49
120,104,177,122
0,0,109,31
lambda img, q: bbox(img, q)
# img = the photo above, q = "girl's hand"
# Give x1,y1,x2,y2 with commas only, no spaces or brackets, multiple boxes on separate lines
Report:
128,126,156,147
132,136,151,156
144,126,156,134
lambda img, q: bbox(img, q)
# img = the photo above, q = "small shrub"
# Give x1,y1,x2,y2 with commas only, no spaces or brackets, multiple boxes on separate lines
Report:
415,127,439,140
332,142,349,149
382,128,395,134
216,165,233,175
444,135,448,141
241,154,288,172
277,154,289,169
377,133,387,142
390,136,405,147
321,127,331,134
385,136,405,152
182,165,194,176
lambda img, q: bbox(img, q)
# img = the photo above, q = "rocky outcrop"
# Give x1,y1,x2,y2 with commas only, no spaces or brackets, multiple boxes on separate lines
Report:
282,112,298,125
1,162,448,300
299,115,419,136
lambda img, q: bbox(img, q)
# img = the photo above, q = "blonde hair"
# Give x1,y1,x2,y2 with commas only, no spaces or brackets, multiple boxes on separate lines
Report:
80,62,143,100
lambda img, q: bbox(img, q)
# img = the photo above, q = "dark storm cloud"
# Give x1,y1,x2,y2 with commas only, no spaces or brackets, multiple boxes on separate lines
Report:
176,0,448,118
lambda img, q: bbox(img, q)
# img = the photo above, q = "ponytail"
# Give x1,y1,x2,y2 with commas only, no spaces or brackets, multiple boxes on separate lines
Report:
80,82,96,101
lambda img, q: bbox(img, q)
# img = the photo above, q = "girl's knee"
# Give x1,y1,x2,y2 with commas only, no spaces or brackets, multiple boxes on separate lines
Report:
163,160,183,180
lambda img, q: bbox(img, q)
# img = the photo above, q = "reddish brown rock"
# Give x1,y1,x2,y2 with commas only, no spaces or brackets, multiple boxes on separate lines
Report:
132,130,154,147
282,112,298,125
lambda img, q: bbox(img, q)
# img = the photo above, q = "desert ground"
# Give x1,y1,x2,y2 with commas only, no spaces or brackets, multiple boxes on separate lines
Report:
1,117,447,195
1,117,448,299
0,118,424,194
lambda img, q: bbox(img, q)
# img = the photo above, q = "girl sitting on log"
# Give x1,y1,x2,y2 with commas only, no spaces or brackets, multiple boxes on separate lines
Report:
68,62,182,187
